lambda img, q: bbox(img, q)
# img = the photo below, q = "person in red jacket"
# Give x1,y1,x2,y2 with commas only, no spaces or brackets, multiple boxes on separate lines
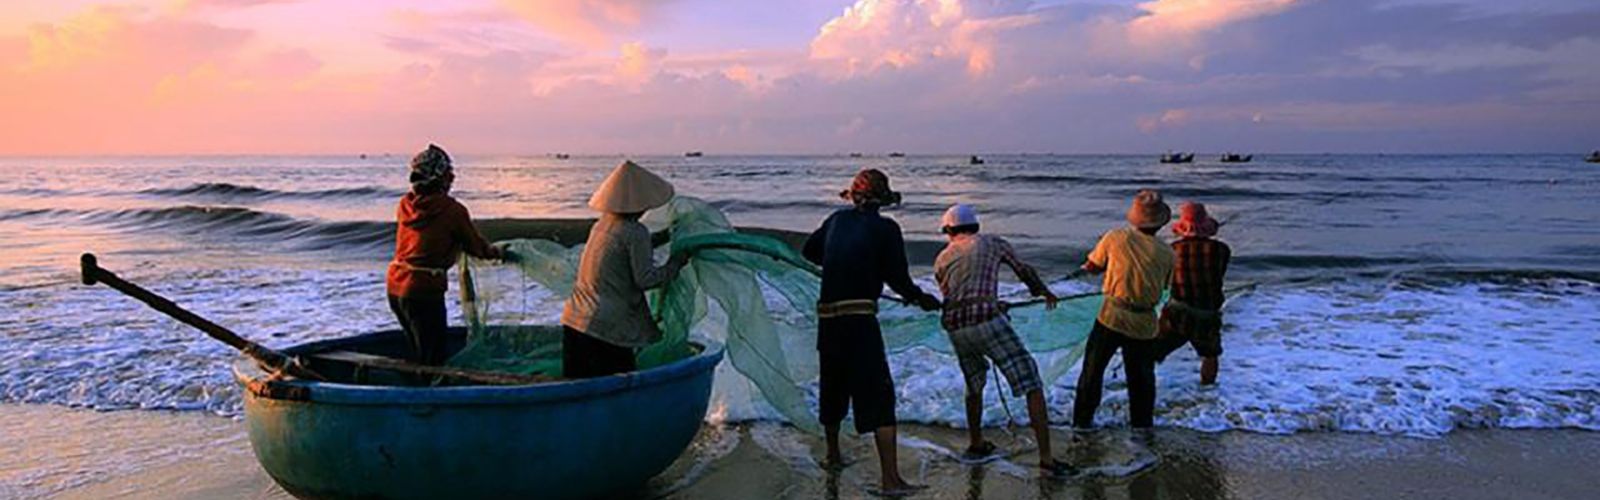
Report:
386,144,503,366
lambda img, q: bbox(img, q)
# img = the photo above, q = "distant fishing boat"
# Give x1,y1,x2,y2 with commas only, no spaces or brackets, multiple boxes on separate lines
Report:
969,155,985,165
237,327,723,500
1160,152,1195,164
684,151,704,158
1219,153,1253,163
849,152,864,158
1587,151,1600,163
888,152,906,158
553,153,571,160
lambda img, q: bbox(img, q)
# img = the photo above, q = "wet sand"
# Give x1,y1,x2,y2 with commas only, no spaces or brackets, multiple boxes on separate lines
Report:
5,404,1596,499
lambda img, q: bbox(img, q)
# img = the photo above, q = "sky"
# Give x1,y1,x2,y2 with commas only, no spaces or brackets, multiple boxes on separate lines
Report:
0,0,1595,155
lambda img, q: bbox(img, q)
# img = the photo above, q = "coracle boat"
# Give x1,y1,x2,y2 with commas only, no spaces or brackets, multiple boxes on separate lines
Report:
235,326,724,500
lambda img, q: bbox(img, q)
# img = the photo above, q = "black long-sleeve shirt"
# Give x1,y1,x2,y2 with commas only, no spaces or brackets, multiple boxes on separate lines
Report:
803,207,931,304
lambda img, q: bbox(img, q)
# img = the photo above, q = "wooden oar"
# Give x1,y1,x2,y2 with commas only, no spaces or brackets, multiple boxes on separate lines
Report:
80,253,549,386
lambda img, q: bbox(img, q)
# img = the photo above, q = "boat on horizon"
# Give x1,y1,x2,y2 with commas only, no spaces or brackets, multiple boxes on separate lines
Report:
1160,152,1195,164
1586,151,1600,163
553,153,571,160
684,151,704,158
969,155,985,165
237,326,723,500
888,152,906,158
1220,153,1253,163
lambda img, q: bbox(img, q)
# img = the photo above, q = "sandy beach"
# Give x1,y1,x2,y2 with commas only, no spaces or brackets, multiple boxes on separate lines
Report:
3,403,1593,499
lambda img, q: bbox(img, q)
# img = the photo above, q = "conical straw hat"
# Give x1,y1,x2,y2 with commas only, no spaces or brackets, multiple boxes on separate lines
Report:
588,160,675,213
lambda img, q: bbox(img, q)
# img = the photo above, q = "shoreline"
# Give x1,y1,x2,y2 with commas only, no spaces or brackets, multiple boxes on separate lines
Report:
5,403,1597,499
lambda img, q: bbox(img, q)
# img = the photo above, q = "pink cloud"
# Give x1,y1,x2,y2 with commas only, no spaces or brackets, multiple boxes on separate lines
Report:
500,0,678,48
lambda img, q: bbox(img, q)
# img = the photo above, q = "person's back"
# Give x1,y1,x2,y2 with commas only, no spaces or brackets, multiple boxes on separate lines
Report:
1074,190,1173,430
1093,226,1175,338
1170,238,1230,310
932,205,1068,475
808,208,916,303
1155,201,1232,384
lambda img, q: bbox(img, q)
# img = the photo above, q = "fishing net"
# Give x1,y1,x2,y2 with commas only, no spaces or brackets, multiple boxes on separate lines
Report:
450,197,1100,432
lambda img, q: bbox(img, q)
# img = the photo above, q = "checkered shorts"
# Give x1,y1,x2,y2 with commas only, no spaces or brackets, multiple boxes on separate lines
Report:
946,317,1043,397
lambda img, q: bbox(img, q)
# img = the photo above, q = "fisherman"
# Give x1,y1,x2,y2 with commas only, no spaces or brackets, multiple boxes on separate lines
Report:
561,161,689,378
932,204,1071,475
1153,202,1231,385
803,168,941,495
387,144,504,366
1073,190,1174,429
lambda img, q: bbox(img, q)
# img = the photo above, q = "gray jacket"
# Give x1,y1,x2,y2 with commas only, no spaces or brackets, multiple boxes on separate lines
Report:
560,214,681,347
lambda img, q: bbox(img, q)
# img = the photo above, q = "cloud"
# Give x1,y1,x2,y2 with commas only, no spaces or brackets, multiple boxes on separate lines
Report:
3,0,1597,155
1129,0,1301,38
500,0,678,48
177,0,302,11
809,0,1040,76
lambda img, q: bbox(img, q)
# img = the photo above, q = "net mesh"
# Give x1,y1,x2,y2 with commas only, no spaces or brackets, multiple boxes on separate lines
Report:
450,197,1098,431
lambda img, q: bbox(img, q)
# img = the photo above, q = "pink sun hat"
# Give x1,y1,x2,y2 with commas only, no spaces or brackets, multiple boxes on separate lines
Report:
1170,201,1219,238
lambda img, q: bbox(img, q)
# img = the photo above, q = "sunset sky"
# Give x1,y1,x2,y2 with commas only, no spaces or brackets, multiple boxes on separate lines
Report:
0,0,1595,155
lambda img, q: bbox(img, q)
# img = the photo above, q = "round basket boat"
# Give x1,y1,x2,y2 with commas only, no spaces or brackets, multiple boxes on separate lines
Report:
233,326,723,500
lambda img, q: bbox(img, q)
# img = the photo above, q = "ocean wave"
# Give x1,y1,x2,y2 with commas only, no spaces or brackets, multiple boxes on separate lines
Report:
7,205,393,253
138,182,405,201
4,272,1596,437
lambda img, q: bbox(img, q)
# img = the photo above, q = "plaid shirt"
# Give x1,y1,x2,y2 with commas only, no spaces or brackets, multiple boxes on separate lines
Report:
1170,237,1231,310
935,234,1050,331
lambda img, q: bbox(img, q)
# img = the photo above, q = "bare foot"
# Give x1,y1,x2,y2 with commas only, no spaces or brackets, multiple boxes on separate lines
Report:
1039,459,1077,477
870,480,928,497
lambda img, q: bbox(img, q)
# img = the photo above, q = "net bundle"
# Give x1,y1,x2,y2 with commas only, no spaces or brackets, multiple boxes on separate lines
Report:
450,197,1099,431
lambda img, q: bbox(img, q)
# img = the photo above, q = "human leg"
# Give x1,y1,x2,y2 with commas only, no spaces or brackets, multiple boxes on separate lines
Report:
1073,323,1121,429
394,295,448,366
1122,336,1157,428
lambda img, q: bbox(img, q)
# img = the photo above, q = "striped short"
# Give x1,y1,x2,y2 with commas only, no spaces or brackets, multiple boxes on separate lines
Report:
946,317,1043,397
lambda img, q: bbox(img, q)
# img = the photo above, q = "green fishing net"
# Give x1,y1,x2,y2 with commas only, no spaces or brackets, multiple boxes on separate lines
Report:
450,197,1100,432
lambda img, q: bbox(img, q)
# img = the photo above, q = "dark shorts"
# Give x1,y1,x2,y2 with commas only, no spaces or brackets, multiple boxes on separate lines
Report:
1155,303,1223,361
817,315,897,434
562,327,636,378
389,294,448,366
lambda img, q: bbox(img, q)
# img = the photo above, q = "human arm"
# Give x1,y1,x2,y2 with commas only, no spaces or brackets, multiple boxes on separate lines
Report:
629,224,682,290
882,221,940,311
453,204,503,261
802,215,830,266
998,237,1057,310
1081,231,1110,275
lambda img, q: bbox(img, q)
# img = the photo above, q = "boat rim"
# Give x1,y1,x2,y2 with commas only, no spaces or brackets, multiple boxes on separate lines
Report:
234,330,725,407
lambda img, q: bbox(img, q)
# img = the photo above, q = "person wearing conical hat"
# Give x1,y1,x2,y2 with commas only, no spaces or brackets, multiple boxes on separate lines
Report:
1153,201,1231,385
560,160,687,378
1074,189,1175,430
932,204,1071,475
387,144,504,366
802,168,940,496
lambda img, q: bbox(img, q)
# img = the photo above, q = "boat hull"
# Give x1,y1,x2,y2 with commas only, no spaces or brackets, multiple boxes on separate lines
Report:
235,329,723,500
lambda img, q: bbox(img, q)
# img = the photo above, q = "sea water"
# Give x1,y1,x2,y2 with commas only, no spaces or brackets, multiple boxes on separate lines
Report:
0,154,1596,436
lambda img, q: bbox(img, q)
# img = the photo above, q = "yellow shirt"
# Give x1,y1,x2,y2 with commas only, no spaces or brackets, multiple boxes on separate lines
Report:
1086,226,1174,339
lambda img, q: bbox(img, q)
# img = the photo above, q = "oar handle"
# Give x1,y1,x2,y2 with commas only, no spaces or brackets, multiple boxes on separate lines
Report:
79,253,322,380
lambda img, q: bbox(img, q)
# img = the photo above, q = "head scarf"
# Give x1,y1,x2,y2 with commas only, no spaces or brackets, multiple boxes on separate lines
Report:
1127,189,1172,230
409,144,453,191
839,168,902,207
1171,201,1219,238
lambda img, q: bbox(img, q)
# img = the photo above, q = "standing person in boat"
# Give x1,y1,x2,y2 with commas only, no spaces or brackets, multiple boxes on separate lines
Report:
1073,190,1174,430
1153,202,1231,385
803,168,941,495
387,144,504,366
560,160,689,378
932,204,1072,475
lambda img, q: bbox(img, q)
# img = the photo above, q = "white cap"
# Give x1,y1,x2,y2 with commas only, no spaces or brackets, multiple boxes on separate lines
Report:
941,204,979,230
